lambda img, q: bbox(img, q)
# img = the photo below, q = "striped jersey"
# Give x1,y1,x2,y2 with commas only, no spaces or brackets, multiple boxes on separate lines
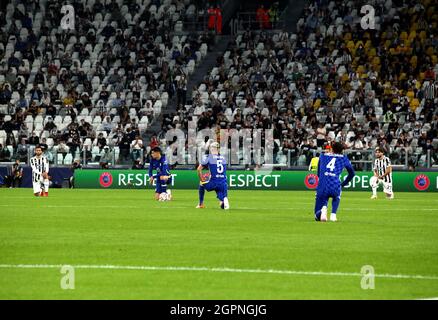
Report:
373,156,392,183
423,82,436,100
30,156,49,183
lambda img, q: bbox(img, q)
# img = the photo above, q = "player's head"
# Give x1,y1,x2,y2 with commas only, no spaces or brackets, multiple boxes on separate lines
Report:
375,147,384,159
209,142,220,155
35,145,43,157
151,147,162,160
331,142,344,155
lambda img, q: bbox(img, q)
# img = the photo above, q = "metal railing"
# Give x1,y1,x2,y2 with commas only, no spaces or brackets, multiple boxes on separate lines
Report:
229,11,286,35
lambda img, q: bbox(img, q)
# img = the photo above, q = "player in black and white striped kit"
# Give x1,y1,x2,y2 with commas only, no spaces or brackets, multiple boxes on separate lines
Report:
30,145,50,197
370,147,394,199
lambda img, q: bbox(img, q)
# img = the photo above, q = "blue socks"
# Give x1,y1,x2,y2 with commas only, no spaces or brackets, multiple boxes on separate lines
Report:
199,185,205,204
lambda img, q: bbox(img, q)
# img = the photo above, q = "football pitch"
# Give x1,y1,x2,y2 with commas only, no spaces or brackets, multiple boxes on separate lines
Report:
0,188,437,300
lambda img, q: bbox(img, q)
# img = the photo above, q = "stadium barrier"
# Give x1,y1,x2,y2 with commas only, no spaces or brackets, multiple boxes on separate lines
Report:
0,166,72,188
74,170,438,192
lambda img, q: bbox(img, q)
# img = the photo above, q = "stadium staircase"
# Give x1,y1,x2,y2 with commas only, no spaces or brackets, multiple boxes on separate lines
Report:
144,35,232,141
185,35,231,100
143,0,306,142
282,0,308,32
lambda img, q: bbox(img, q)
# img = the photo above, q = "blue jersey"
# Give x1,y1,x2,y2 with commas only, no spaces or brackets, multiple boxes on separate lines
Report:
148,155,170,178
317,153,355,194
201,154,227,184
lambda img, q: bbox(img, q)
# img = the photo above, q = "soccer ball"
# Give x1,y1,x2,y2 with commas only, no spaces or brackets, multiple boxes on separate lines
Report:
159,193,168,201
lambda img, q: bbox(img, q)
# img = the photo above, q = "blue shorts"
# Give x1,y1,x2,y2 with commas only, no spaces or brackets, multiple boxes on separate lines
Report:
316,187,341,201
155,176,172,193
202,180,228,201
314,187,342,219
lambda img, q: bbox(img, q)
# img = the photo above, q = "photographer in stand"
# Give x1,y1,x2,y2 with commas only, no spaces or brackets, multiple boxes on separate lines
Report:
11,159,24,188
69,160,82,188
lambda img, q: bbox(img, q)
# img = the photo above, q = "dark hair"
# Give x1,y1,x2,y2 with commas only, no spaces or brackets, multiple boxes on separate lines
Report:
35,145,42,150
332,142,344,154
375,147,384,153
151,147,162,154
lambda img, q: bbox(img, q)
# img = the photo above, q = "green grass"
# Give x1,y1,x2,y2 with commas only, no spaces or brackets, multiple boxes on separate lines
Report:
0,188,437,299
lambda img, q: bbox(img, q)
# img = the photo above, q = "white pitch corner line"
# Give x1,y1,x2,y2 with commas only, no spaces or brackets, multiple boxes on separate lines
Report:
0,264,437,280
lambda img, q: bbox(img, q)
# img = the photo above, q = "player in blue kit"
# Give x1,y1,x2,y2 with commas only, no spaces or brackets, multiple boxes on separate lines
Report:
196,142,230,210
148,147,172,201
315,142,355,222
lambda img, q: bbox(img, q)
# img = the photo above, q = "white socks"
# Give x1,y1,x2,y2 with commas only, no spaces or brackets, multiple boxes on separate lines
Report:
43,179,49,192
223,197,230,210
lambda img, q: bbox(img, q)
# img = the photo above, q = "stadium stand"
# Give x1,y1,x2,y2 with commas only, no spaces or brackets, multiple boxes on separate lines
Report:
0,0,211,165
159,0,437,169
0,0,436,170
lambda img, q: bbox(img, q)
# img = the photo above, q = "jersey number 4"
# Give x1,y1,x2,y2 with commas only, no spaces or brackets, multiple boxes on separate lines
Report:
326,158,336,171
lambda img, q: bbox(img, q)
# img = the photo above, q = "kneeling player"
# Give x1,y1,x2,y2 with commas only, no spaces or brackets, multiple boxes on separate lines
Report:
314,142,355,222
148,147,172,201
30,145,50,197
196,142,229,210
370,147,394,199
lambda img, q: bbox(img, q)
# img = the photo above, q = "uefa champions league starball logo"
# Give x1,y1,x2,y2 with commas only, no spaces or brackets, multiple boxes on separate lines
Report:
304,174,319,189
414,174,430,191
99,172,113,188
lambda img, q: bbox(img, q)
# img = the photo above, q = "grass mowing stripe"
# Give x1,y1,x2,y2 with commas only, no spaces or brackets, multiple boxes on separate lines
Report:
1,204,437,212
1,189,437,299
1,264,438,281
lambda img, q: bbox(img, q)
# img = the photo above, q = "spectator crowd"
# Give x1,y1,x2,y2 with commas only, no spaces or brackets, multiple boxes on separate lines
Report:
0,0,437,170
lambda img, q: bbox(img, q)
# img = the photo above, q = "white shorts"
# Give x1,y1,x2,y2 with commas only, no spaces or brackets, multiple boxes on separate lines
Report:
371,177,393,194
382,181,393,194
33,181,43,194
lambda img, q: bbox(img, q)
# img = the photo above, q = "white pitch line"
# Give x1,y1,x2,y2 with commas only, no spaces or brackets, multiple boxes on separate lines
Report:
0,204,143,209
236,207,438,212
0,264,437,280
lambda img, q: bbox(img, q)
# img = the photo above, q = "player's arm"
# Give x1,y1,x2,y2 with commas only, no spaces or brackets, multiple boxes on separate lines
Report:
197,164,205,181
341,157,355,187
159,161,171,181
45,158,50,173
197,155,209,181
373,161,379,177
317,154,322,177
42,158,49,179
148,162,155,183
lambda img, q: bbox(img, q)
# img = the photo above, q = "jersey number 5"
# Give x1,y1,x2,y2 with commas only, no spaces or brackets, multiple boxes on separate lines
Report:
217,159,224,173
326,158,336,171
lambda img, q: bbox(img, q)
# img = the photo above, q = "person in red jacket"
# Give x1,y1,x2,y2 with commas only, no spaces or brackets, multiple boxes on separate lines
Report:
262,6,270,29
215,6,222,34
256,5,265,29
207,5,216,31
256,5,270,29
